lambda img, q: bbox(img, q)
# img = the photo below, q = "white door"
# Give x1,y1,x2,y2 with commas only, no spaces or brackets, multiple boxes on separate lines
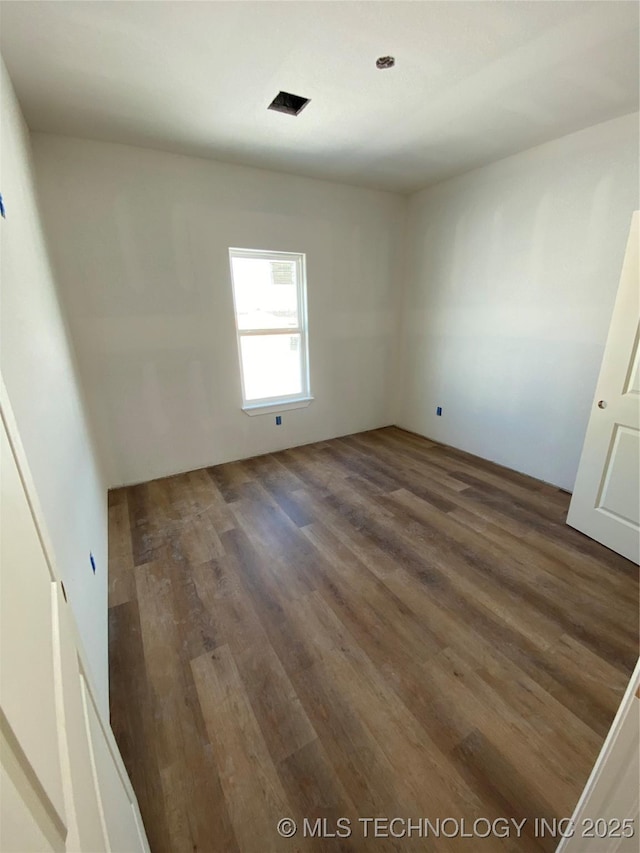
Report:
557,660,639,853
567,212,640,563
0,416,68,853
0,387,149,853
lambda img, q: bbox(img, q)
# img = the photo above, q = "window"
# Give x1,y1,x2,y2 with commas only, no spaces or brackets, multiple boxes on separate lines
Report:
229,248,311,413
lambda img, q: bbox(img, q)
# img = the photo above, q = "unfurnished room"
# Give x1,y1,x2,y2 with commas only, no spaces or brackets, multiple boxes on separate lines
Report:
0,1,639,852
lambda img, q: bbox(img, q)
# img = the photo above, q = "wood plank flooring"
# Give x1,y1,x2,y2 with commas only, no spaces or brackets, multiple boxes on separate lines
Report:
108,427,639,853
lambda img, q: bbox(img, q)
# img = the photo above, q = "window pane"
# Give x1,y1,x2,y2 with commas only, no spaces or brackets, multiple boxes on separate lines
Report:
231,257,299,330
240,334,303,401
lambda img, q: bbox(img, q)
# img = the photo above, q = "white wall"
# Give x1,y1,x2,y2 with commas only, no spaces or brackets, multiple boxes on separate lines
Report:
397,113,639,491
0,60,109,712
27,113,638,496
31,135,406,488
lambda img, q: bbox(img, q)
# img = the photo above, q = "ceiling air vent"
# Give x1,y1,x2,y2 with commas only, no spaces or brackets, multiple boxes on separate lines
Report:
268,91,310,116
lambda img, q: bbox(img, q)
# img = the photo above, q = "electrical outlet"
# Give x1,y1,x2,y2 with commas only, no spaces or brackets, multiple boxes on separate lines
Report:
436,406,443,416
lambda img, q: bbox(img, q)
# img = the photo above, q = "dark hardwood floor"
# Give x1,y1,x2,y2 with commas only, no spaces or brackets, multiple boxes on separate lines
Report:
108,427,638,852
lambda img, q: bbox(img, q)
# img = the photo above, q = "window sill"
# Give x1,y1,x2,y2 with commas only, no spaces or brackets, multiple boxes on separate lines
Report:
242,397,314,417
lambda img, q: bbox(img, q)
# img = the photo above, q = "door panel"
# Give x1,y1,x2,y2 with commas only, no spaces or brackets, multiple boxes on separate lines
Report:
568,212,640,562
597,426,639,524
52,583,107,852
0,764,58,853
0,419,66,823
80,675,147,853
623,328,639,395
0,715,67,853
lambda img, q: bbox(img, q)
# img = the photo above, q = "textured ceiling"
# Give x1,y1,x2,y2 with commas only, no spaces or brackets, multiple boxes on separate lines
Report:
1,0,638,193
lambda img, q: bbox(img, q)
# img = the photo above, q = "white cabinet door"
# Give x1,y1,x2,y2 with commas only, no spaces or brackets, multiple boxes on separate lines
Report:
567,212,640,563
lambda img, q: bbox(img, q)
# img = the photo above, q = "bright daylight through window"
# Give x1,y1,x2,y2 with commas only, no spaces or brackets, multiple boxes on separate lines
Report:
229,249,311,410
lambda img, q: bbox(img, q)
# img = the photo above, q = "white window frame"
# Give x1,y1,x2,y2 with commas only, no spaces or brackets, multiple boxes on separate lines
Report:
228,247,313,415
